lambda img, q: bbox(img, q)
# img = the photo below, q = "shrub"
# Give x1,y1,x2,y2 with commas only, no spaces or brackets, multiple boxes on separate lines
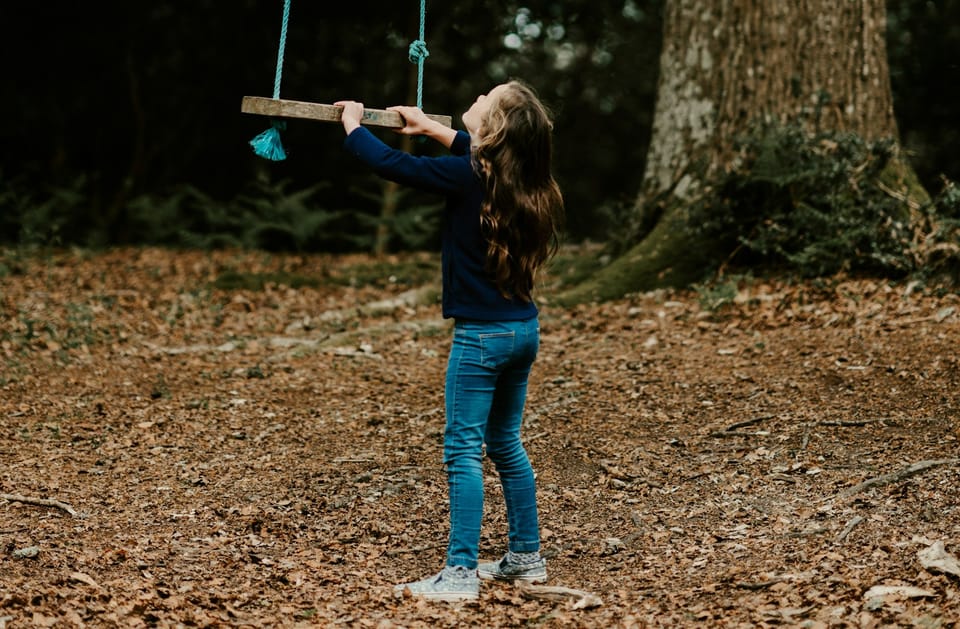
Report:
689,122,956,284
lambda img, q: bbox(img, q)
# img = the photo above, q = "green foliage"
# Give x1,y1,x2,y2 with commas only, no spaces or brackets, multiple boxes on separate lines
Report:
125,179,360,252
389,201,443,250
688,122,958,282
345,178,443,252
541,242,610,291
3,170,445,255
0,173,88,247
693,275,743,312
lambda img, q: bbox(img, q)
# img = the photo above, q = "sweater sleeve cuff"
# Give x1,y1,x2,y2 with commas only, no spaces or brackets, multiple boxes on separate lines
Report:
450,130,471,155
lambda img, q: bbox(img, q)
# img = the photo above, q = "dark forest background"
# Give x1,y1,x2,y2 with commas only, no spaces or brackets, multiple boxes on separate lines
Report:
1,1,957,253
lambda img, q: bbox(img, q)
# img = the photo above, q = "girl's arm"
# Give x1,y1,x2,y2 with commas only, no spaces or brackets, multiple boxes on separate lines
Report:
388,105,458,150
337,100,473,195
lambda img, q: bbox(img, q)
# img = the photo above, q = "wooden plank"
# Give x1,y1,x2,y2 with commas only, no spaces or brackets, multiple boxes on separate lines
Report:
241,96,453,129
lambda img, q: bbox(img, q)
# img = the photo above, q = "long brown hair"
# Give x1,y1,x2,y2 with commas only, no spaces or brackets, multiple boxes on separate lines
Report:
474,80,564,302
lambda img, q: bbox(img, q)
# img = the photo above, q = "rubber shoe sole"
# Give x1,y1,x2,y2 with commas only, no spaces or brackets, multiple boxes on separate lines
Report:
477,558,547,583
394,567,480,602
395,586,479,602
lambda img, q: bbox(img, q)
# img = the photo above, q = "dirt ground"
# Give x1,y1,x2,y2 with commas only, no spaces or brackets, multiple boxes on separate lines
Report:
1,246,958,628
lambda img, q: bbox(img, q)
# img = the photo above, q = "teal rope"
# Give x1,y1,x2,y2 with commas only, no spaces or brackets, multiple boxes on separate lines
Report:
407,0,429,110
272,0,290,99
250,0,292,161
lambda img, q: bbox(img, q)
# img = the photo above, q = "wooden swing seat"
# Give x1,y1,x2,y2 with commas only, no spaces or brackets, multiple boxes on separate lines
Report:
241,96,453,129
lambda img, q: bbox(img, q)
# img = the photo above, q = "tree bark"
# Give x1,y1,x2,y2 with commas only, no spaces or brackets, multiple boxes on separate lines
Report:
644,0,897,198
561,0,905,304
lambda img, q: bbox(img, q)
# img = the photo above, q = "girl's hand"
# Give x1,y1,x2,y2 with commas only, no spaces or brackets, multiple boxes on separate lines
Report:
388,105,433,136
334,101,364,134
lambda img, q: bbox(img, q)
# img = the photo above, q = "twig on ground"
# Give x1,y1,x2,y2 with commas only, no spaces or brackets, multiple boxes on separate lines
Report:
714,415,775,433
798,422,812,455
785,527,829,538
735,578,786,590
827,458,960,502
709,430,769,438
835,516,864,542
517,583,603,609
0,493,77,517
818,419,890,427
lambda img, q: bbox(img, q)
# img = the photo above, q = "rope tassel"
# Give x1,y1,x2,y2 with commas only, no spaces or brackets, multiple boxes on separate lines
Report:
249,119,287,161
251,0,291,161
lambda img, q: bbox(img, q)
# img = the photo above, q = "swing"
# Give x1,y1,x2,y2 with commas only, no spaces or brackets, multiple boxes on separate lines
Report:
241,0,452,161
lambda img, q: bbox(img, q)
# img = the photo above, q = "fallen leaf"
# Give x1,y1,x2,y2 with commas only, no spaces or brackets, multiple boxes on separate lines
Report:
69,571,101,588
918,540,960,578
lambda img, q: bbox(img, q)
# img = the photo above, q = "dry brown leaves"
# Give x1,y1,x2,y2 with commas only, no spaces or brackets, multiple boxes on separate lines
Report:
1,247,958,627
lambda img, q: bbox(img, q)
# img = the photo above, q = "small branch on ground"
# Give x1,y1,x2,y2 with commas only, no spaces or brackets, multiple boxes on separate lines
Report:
818,419,891,427
517,583,603,609
785,527,830,538
709,430,768,438
798,422,812,455
827,459,960,502
0,527,28,534
711,415,775,435
835,516,864,543
0,493,77,517
735,577,787,590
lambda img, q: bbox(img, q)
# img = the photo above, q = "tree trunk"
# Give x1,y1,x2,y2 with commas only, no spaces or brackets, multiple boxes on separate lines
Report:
645,0,897,198
562,0,907,304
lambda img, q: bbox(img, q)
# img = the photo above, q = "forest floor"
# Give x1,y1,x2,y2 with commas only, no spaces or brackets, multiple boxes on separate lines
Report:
0,245,958,628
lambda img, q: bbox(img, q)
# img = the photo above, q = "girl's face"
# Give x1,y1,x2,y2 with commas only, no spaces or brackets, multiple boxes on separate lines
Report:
462,84,509,137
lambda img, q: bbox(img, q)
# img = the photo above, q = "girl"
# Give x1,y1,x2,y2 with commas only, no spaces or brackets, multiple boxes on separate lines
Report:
335,79,563,602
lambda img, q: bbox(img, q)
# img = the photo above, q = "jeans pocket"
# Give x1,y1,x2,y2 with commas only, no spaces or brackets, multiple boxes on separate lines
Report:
479,331,515,369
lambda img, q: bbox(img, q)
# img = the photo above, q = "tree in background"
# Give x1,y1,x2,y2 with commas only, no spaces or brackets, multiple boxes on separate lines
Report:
562,0,943,303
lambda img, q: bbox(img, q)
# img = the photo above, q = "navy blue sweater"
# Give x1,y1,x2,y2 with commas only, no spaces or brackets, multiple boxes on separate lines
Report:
343,126,538,321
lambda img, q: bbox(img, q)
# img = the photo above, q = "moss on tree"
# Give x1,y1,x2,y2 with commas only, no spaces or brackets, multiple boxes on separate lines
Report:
553,203,731,306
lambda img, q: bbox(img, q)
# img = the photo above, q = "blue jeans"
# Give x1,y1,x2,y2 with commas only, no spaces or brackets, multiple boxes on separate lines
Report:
444,317,541,569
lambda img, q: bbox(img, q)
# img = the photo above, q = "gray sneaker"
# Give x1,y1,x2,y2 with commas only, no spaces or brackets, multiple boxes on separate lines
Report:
477,552,547,583
393,565,479,602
